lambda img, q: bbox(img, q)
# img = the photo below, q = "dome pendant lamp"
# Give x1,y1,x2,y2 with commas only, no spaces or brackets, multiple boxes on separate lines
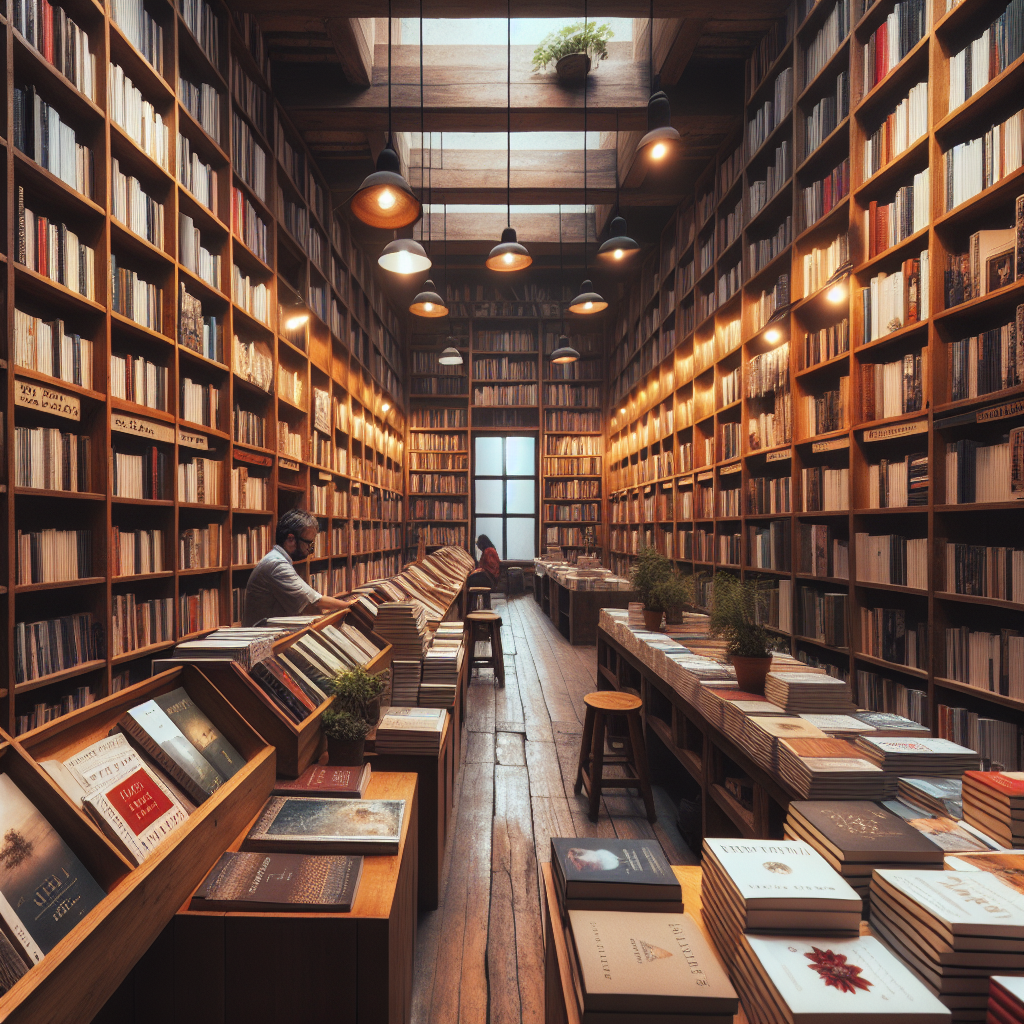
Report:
486,1,532,271
637,0,681,161
597,118,640,264
436,209,461,356
550,206,580,364
411,280,447,317
352,0,421,229
379,236,430,275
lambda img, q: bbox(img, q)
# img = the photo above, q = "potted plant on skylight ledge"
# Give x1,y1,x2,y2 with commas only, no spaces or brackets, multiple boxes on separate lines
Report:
532,21,614,82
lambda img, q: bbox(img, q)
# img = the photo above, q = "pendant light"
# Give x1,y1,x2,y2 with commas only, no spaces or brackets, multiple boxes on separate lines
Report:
486,2,532,271
351,0,421,229
438,207,463,363
379,237,430,274
597,117,640,264
570,20,607,317
637,0,681,161
551,205,580,364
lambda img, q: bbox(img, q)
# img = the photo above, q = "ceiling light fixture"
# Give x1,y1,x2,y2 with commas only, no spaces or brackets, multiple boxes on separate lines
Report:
439,340,464,365
410,279,448,317
551,205,580,364
378,236,430,274
638,0,681,161
487,1,531,271
597,117,640,264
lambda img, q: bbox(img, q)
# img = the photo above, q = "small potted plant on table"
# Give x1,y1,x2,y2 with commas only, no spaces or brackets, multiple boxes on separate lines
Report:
708,572,781,693
322,665,388,765
532,20,614,82
653,572,695,626
629,547,675,630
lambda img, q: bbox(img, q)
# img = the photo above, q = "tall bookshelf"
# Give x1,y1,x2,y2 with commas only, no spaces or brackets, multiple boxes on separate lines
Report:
607,0,1024,770
406,276,607,563
2,0,405,737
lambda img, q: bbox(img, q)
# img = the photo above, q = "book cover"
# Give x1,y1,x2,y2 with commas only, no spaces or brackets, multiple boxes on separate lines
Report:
0,774,106,961
566,909,737,1015
272,763,371,798
550,838,682,901
964,771,1024,800
882,799,994,853
244,797,405,855
153,687,245,781
790,801,943,863
942,852,1024,896
191,851,363,912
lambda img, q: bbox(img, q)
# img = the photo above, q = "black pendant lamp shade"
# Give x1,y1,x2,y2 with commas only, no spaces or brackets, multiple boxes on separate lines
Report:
597,215,640,263
638,91,681,160
569,279,607,315
379,236,431,274
352,146,421,230
410,279,448,317
438,339,464,365
486,227,532,271
550,335,580,363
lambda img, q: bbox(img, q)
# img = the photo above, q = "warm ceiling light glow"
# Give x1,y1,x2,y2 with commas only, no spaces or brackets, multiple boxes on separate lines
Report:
503,252,514,264
377,189,396,210
410,280,448,318
584,301,593,310
620,408,627,415
614,248,624,259
487,228,532,271
652,142,667,159
378,237,431,275
827,284,845,303
382,402,390,412
350,147,421,229
764,327,782,343
285,313,310,330
424,302,433,312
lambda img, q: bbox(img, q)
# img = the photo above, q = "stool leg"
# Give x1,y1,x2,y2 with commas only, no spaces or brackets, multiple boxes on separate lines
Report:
588,711,606,822
574,705,596,795
626,712,658,824
493,622,505,688
465,625,476,682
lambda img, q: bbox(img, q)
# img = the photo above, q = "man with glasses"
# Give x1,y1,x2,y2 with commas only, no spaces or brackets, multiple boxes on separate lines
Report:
242,509,348,626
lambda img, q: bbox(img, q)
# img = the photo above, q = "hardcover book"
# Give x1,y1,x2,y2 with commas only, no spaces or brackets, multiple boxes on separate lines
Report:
244,797,405,855
550,838,682,902
273,763,371,798
152,687,245,781
191,851,363,912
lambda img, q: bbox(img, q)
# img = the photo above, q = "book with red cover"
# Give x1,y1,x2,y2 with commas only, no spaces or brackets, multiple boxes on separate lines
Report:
965,772,1024,805
273,763,371,798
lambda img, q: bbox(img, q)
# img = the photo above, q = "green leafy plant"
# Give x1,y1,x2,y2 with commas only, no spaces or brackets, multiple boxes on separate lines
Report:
653,573,695,618
321,707,371,742
531,20,614,74
629,547,675,611
328,665,388,722
708,572,782,658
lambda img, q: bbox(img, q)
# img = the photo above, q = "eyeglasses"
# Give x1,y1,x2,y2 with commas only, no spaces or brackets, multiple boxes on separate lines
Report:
296,532,317,551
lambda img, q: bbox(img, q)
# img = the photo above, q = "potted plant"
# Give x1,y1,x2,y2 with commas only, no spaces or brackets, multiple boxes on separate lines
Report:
708,573,781,693
321,707,371,765
531,20,614,82
653,573,695,626
629,547,675,630
321,665,388,765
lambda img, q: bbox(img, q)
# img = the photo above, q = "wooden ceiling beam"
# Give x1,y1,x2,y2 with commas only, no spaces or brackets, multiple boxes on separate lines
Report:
249,0,783,16
325,18,374,87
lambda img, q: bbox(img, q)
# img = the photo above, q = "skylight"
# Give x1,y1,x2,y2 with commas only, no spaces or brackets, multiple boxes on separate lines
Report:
399,18,632,46
409,132,606,155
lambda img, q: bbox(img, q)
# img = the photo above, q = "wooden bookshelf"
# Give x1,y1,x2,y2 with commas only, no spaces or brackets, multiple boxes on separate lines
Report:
2,0,406,738
605,0,1024,768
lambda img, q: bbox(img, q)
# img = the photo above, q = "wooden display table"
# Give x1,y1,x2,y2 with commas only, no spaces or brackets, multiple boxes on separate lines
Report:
165,772,419,1024
542,863,749,1024
548,577,637,645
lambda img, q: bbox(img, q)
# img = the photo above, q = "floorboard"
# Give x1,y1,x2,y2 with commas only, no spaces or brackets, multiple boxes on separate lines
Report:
412,592,694,1023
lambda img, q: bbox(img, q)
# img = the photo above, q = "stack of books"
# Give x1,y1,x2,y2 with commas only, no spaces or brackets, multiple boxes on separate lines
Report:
883,794,1002,853
420,647,461,707
716,691,787,737
855,736,980,779
962,771,1024,848
797,713,877,737
851,711,930,736
733,933,950,1024
390,659,422,706
167,631,273,668
626,602,645,626
375,602,429,658
744,716,827,768
899,777,963,818
431,621,464,648
783,800,944,898
700,838,861,958
777,737,891,799
764,670,857,713
991,977,1024,1024
373,706,446,755
870,857,1024,1020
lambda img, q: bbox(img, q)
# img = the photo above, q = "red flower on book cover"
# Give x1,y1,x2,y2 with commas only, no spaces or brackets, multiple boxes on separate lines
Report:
804,947,873,994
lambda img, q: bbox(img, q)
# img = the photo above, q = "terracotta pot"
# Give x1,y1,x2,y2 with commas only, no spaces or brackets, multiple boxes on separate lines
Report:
555,52,591,82
326,736,365,766
642,608,664,630
731,655,772,694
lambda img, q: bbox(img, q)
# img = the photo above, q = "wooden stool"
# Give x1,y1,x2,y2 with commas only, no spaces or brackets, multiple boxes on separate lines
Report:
465,610,504,687
468,586,492,611
574,691,656,823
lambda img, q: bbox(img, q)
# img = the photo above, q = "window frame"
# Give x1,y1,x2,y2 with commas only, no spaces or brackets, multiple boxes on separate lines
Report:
472,433,537,560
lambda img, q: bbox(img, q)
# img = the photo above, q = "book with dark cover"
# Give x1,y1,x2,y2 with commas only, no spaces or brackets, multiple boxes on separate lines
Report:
790,800,944,864
190,851,363,912
153,687,245,782
550,838,682,902
0,774,106,961
273,763,371,798
243,797,404,855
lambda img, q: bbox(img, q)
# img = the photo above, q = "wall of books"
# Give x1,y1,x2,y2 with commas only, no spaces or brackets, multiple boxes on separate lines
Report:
607,0,1024,769
407,276,607,563
2,0,407,737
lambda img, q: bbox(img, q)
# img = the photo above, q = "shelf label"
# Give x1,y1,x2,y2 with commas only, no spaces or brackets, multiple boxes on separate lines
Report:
14,379,80,421
697,471,713,481
811,437,850,453
719,462,742,476
318,471,333,482
862,419,927,442
977,398,1024,423
177,428,209,450
111,412,174,443
234,449,273,467
766,448,792,462
279,457,301,472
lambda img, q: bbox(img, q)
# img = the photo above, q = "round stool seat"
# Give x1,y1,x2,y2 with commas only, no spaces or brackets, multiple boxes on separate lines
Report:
466,610,501,623
468,586,491,594
583,690,642,713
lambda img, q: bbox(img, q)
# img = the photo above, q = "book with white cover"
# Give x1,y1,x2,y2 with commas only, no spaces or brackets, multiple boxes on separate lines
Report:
799,714,876,734
704,838,861,910
741,933,950,1024
377,707,446,733
874,868,1024,937
862,737,975,756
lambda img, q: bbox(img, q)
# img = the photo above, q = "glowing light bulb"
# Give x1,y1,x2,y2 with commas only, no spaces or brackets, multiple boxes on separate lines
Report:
377,189,396,210
652,142,667,160
424,302,434,312
614,248,624,260
764,327,782,343
619,408,627,415
503,252,514,265
382,402,390,412
395,251,414,274
584,301,593,310
285,313,310,330
827,284,845,303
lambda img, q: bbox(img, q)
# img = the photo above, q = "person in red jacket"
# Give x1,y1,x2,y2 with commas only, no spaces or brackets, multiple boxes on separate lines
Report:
468,534,500,590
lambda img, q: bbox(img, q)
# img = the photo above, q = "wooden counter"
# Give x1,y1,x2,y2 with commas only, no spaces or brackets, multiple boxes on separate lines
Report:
548,577,637,645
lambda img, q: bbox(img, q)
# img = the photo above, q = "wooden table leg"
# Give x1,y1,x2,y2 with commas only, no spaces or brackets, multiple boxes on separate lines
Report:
574,704,595,796
627,711,658,824
588,711,606,823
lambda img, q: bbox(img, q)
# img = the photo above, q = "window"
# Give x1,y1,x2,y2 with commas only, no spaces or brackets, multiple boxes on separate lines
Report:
473,435,536,560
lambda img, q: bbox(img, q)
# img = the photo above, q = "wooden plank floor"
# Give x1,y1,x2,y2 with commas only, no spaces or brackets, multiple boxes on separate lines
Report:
412,593,696,1024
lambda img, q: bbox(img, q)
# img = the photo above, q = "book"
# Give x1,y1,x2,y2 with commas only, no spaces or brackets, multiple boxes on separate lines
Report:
0,774,107,961
190,851,363,912
116,700,226,804
244,797,405,855
152,687,245,782
272,763,371,798
898,777,962,819
550,838,682,903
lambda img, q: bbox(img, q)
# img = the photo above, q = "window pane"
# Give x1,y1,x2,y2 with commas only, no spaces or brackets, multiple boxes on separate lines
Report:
475,517,504,559
506,479,535,514
505,436,535,476
475,436,504,470
506,517,536,560
475,479,503,514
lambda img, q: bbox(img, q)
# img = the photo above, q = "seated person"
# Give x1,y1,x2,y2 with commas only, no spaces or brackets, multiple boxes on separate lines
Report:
467,533,500,591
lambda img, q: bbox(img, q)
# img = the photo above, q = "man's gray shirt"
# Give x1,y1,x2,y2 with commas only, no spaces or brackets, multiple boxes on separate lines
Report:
242,545,322,625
